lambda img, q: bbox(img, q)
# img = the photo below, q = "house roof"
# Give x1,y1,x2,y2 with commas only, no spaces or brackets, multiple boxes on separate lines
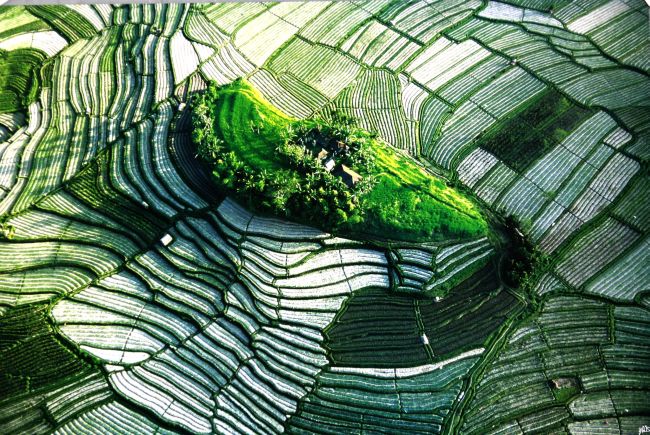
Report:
335,164,362,187
160,234,173,246
340,165,362,182
324,158,335,171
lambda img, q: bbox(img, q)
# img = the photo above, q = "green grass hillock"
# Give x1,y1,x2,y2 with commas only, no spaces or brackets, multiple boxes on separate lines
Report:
195,79,290,171
359,142,487,241
191,79,488,242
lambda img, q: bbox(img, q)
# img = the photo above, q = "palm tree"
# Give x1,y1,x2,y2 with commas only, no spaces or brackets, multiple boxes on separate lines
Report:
285,124,294,139
257,170,268,192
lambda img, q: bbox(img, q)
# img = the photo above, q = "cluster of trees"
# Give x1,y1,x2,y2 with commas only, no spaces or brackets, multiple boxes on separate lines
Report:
208,149,364,228
0,48,44,112
191,83,378,230
290,111,376,172
191,83,222,159
501,215,547,289
0,215,15,240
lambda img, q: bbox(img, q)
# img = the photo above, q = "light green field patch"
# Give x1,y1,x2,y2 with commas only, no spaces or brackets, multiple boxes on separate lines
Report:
0,7,50,41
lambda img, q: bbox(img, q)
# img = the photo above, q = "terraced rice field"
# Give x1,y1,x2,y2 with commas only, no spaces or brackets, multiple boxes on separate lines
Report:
0,1,648,434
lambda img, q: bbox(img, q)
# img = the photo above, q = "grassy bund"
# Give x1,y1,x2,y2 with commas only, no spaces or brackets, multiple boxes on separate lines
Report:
192,79,488,242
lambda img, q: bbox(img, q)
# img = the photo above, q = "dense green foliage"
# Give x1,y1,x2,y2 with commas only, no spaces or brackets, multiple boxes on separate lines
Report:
0,48,45,113
501,215,546,289
551,383,580,403
192,79,488,241
193,79,289,171
477,89,594,171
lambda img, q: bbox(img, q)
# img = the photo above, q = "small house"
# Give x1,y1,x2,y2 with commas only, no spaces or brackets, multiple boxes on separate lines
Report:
550,377,578,390
324,157,336,172
317,148,329,161
334,164,362,188
160,234,173,247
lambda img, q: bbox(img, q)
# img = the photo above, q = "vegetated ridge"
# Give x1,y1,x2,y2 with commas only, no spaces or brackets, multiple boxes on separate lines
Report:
191,79,488,242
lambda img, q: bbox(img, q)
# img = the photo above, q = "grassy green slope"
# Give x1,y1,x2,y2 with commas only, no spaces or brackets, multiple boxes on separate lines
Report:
209,80,291,171
200,79,488,242
360,143,488,240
